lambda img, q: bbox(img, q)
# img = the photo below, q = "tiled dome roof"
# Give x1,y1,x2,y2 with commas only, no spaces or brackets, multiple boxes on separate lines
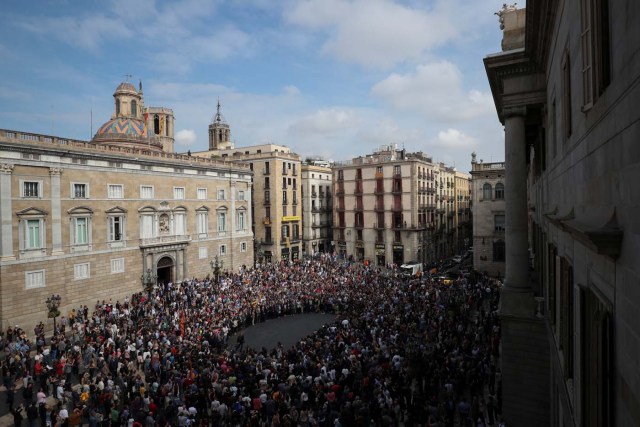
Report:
95,118,146,137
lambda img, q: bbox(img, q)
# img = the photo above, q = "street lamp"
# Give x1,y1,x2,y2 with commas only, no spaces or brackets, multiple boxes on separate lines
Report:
140,268,157,300
210,255,224,284
45,294,61,336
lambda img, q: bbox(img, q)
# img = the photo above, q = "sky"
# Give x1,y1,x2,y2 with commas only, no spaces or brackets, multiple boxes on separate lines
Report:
0,0,510,171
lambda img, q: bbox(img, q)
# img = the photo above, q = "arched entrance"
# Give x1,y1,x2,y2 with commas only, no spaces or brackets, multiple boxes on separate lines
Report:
156,256,174,285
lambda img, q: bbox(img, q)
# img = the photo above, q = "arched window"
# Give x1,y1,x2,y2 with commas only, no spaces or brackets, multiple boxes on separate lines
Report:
115,99,120,116
154,115,160,135
495,183,504,200
493,240,505,262
131,100,137,117
483,183,492,200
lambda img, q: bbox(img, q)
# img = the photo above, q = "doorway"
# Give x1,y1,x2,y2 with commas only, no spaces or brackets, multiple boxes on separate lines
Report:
156,256,174,285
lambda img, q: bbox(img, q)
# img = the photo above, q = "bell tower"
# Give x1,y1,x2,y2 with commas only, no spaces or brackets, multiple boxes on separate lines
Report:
208,99,233,150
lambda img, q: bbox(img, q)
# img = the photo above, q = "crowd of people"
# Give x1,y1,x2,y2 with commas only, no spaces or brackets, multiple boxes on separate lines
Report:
1,255,503,427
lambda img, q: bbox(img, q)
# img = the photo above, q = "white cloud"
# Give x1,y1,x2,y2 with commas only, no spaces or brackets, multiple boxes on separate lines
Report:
288,108,359,136
433,128,477,148
371,61,494,122
284,0,456,68
283,85,300,96
175,129,197,146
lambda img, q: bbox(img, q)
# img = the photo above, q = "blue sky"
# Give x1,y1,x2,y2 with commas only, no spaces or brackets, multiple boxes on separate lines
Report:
0,0,509,170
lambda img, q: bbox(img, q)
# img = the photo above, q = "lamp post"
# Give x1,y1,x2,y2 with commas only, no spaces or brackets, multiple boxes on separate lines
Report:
45,294,61,336
140,268,157,300
210,255,224,285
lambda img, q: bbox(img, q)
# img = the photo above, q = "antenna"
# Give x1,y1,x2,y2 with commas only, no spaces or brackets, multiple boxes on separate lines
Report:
124,74,132,82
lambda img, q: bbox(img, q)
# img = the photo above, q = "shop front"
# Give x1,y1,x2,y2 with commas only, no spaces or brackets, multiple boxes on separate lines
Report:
392,244,404,266
375,244,386,266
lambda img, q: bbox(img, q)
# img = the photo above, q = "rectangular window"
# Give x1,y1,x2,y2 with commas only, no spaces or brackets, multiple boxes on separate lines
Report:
217,212,226,232
494,214,505,231
26,219,41,249
108,184,123,199
237,211,245,230
217,189,225,200
197,212,208,236
173,187,185,200
199,247,208,259
74,263,90,280
219,244,227,255
140,185,154,199
281,224,289,239
562,51,572,140
174,213,186,235
264,190,270,204
293,224,299,238
197,188,207,200
25,270,45,289
23,181,40,197
240,242,247,252
108,216,123,241
140,215,154,238
74,217,88,244
110,258,124,274
73,183,87,199
237,190,245,201
282,191,287,205
394,165,401,176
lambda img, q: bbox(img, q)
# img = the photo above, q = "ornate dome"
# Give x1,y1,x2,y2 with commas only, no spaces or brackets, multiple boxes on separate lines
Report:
115,82,137,93
96,117,146,137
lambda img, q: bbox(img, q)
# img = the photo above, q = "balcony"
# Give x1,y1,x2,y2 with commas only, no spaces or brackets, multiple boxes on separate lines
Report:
427,188,436,195
354,187,363,195
311,192,318,198
139,234,191,248
392,187,402,195
263,169,271,175
263,199,271,206
375,204,385,212
282,168,289,175
354,204,364,212
262,217,271,225
374,222,386,229
375,187,385,195
336,188,345,196
375,172,383,179
336,205,346,212
436,208,445,214
391,205,403,212
260,238,274,245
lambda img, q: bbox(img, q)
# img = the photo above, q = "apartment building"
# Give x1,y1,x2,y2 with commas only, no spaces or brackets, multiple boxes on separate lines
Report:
301,162,333,255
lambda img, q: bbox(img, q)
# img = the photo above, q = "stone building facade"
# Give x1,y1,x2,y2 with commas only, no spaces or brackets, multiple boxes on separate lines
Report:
470,155,505,277
191,113,303,264
301,162,333,255
454,170,472,254
0,82,253,333
484,2,640,425
332,145,462,267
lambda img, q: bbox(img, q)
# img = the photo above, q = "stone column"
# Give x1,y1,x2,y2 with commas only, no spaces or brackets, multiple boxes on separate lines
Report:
499,107,549,426
49,167,64,255
0,164,15,260
503,107,530,292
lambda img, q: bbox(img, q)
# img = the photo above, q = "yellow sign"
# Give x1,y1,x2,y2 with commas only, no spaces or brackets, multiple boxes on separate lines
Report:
282,216,300,221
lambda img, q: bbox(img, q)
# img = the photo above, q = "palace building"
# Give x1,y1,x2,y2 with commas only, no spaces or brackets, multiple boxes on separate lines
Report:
0,81,253,333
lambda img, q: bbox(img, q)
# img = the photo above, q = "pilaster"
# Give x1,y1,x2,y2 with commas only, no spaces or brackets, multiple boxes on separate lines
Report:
49,167,64,255
0,164,15,260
